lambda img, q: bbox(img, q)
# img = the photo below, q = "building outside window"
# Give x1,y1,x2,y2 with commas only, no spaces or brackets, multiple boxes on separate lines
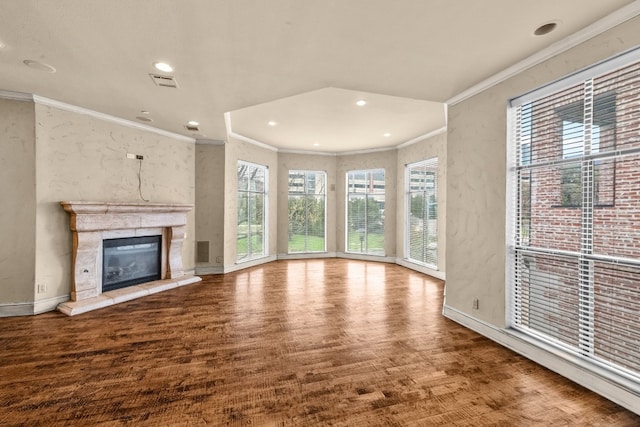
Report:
288,170,326,253
237,161,268,262
346,169,385,255
406,158,438,268
509,49,640,384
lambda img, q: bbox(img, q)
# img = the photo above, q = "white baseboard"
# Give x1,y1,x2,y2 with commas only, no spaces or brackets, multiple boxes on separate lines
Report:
442,305,640,416
277,252,337,260
336,252,396,263
395,258,445,280
223,254,278,273
195,265,224,275
0,294,70,317
0,302,35,317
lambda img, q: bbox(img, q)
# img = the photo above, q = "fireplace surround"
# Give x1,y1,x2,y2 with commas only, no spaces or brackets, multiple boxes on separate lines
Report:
57,201,201,315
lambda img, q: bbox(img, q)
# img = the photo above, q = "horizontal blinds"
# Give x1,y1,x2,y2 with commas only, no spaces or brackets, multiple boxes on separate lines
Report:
512,51,640,382
288,171,327,254
347,169,385,255
406,158,438,268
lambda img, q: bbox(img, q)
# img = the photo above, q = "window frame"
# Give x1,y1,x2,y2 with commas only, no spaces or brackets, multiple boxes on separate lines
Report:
404,158,439,269
236,160,269,263
345,168,386,256
287,170,327,254
507,47,640,386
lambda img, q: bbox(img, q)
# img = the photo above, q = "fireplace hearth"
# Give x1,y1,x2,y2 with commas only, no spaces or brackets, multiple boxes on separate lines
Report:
57,201,201,316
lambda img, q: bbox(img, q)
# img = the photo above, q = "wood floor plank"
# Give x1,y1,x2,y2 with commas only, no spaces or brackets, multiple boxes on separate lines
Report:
1,259,638,426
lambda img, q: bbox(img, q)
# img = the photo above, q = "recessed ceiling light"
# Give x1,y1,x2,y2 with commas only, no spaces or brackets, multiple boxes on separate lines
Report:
141,110,151,114
188,120,199,126
153,62,173,73
23,59,56,73
383,133,391,137
0,41,5,49
534,21,558,36
356,100,367,106
268,121,277,126
313,143,320,147
136,116,153,122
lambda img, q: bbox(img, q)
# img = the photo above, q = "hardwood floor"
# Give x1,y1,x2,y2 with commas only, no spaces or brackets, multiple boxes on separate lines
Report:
1,259,638,426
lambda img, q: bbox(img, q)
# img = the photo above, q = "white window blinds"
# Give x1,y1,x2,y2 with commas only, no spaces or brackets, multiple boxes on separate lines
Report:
346,169,385,255
406,158,438,268
510,49,640,383
237,161,268,262
288,170,327,253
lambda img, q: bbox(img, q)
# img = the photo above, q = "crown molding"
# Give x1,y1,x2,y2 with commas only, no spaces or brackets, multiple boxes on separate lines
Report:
396,126,447,149
0,90,34,101
447,1,640,106
32,95,196,143
278,148,337,157
196,138,225,145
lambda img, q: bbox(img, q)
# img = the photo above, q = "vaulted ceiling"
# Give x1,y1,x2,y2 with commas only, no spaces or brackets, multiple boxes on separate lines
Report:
0,0,636,153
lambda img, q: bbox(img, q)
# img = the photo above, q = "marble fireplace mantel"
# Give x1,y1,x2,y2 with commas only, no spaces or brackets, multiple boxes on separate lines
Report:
57,201,201,316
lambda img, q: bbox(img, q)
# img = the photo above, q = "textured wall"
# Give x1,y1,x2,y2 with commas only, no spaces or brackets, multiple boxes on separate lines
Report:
34,104,196,303
336,150,398,256
445,16,640,327
396,132,447,274
0,99,36,304
195,143,225,268
276,153,338,255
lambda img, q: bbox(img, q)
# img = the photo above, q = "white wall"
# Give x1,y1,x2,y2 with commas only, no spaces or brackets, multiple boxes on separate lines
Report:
0,99,36,309
195,143,225,271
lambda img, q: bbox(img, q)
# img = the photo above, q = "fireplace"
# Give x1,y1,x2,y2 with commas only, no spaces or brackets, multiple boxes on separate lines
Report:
57,201,201,316
103,235,162,292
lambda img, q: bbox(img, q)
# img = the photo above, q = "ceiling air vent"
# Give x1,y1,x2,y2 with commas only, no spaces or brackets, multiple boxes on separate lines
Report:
149,73,179,88
185,124,200,132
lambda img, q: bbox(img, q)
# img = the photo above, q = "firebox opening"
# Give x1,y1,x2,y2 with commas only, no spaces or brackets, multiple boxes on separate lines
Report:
102,235,162,292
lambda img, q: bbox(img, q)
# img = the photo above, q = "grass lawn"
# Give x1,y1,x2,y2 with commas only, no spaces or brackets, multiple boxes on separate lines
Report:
237,234,263,257
347,231,384,254
288,234,326,253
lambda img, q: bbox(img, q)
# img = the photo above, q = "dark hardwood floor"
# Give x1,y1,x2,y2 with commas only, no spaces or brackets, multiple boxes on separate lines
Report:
1,259,638,426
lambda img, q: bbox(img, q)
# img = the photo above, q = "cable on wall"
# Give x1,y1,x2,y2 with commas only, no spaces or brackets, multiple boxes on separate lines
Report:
137,158,149,202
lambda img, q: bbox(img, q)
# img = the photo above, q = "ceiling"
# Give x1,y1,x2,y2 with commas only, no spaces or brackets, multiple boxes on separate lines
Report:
0,0,636,153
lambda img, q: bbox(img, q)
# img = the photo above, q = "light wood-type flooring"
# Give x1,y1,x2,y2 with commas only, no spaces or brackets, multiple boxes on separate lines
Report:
1,259,639,426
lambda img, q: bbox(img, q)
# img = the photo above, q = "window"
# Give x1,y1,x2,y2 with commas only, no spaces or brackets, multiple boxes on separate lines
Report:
406,158,438,268
288,170,326,253
346,169,385,255
509,50,640,384
237,161,268,262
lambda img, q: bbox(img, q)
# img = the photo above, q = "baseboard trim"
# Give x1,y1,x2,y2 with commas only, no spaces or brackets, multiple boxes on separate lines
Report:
442,305,640,416
336,252,396,263
395,258,445,280
0,302,35,317
0,294,71,317
277,252,338,260
224,255,278,273
34,295,70,315
195,266,224,275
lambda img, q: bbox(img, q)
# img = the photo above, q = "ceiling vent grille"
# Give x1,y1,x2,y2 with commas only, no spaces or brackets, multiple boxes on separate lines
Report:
149,74,179,88
185,124,200,132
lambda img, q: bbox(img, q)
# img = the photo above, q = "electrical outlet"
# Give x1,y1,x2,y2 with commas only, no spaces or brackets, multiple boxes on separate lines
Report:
472,298,479,310
37,283,47,294
126,153,135,159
